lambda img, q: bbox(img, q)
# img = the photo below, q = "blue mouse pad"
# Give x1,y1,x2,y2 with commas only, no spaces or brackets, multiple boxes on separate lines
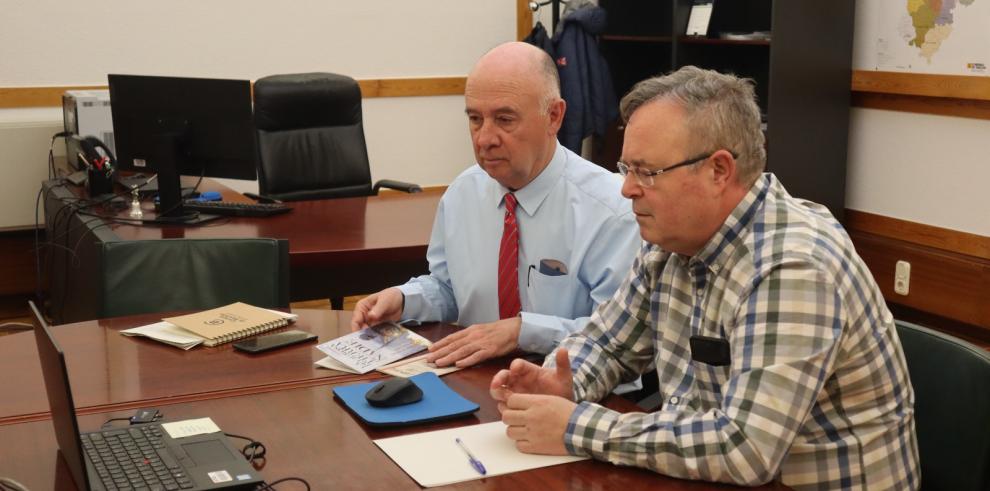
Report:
332,372,479,427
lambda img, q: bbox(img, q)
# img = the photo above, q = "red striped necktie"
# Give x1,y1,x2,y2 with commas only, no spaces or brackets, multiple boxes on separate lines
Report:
498,193,521,319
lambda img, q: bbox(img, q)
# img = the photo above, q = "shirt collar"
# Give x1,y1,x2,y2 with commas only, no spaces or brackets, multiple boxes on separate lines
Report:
492,141,566,216
690,173,773,274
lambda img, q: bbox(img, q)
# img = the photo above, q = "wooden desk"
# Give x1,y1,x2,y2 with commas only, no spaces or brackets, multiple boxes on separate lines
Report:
0,309,457,426
0,361,790,490
42,179,440,323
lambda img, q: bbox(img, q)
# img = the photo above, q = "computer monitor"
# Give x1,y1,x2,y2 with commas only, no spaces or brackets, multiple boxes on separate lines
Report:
108,74,257,223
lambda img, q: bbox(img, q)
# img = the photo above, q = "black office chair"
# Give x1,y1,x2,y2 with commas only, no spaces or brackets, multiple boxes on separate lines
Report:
895,320,990,490
253,72,421,202
98,238,290,318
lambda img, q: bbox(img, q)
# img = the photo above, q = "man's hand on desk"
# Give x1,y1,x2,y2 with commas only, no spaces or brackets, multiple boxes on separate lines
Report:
426,317,522,368
350,287,404,331
492,349,577,456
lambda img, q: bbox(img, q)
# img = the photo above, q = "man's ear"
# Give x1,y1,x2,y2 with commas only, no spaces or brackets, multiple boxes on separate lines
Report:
547,98,566,135
710,149,736,188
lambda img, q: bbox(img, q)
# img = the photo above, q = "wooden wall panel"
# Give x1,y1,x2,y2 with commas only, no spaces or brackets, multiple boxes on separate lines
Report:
851,70,990,101
852,232,989,329
845,209,990,336
0,77,467,109
850,70,990,120
846,210,990,261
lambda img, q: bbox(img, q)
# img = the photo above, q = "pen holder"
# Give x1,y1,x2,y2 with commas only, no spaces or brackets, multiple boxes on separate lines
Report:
87,168,114,196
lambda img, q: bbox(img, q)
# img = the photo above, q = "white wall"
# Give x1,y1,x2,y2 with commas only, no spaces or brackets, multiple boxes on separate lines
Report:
0,1,512,228
846,108,990,236
0,1,509,84
849,1,990,236
5,1,986,236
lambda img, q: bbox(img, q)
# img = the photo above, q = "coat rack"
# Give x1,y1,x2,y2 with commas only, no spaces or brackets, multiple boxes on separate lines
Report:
529,0,566,32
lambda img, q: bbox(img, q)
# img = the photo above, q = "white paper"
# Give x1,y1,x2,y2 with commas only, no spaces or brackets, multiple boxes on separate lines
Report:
373,421,586,487
314,355,359,373
161,417,221,439
376,353,461,378
263,309,299,321
120,321,204,350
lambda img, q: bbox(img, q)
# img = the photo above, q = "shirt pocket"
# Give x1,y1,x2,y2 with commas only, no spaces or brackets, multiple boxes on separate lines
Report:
525,269,580,318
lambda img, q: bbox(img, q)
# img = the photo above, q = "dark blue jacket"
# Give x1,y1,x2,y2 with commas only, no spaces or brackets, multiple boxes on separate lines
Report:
552,6,618,153
523,21,555,60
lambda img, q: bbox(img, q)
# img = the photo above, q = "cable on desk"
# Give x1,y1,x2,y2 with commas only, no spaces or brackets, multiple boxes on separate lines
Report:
35,180,79,315
225,433,268,468
33,186,46,308
41,188,130,321
43,184,88,320
37,176,135,320
255,477,310,491
190,170,205,196
49,131,72,181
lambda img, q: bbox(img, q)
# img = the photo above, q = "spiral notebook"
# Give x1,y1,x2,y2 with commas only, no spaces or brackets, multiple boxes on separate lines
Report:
160,302,296,347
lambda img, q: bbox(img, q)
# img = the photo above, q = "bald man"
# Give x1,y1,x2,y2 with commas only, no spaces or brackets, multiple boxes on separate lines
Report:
351,42,640,379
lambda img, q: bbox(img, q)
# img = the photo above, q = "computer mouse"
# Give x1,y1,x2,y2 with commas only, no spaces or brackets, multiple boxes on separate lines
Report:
365,377,423,407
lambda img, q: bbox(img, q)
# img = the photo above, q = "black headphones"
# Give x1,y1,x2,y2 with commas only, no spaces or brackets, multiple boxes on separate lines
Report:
73,135,117,169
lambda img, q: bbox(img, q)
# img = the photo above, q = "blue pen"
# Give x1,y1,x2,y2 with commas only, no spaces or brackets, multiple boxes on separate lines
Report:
455,437,486,475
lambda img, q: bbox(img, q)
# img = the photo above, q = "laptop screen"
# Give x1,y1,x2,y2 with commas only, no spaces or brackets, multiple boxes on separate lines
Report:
30,301,92,490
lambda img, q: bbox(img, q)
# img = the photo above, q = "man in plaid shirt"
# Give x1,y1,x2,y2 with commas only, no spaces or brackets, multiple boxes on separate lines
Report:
491,66,920,489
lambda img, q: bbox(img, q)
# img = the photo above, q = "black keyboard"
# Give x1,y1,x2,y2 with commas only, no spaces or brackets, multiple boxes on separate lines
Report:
182,200,292,217
82,426,195,489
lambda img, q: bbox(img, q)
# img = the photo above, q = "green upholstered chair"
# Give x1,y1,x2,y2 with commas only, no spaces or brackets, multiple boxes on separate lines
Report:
98,238,289,318
895,320,990,491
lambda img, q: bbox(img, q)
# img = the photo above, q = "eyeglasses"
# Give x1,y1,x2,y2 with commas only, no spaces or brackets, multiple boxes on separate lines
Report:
617,150,736,186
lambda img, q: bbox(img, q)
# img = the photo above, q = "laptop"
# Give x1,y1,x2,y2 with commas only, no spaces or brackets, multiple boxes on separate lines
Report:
29,301,264,490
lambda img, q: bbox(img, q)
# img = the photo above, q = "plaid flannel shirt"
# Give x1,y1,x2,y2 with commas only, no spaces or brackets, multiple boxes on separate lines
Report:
552,174,919,490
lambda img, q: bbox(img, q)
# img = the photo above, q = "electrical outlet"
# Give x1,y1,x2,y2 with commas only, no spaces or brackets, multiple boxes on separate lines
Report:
894,260,911,295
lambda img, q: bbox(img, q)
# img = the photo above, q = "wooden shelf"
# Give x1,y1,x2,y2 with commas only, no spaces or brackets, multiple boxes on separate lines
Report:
600,34,672,43
677,36,770,46
595,0,853,220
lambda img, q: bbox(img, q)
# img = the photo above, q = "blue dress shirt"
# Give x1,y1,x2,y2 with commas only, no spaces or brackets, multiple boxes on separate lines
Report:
398,142,640,357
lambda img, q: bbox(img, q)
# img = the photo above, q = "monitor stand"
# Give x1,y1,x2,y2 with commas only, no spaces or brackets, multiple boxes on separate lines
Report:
150,132,219,225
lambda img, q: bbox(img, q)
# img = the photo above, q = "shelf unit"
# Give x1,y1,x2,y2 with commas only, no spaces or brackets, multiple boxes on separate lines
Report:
596,0,855,220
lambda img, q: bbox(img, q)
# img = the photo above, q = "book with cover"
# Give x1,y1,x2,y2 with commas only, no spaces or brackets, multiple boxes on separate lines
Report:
686,0,714,36
121,303,298,348
315,323,430,374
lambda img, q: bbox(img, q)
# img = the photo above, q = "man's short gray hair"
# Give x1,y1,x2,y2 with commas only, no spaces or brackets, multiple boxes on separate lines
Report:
535,49,561,113
619,66,766,185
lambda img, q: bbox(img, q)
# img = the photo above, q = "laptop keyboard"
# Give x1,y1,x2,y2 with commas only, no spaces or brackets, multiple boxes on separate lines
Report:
82,426,195,490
